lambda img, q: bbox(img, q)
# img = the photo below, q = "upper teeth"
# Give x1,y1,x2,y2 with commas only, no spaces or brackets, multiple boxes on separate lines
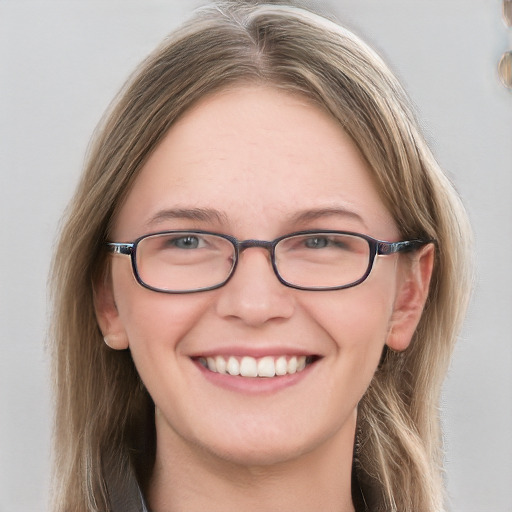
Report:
199,355,308,378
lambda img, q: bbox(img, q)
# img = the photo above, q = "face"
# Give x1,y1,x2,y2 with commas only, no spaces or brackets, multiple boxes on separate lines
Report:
98,86,429,468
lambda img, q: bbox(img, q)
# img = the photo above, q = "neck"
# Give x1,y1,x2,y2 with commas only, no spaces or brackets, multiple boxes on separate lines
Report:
147,414,357,512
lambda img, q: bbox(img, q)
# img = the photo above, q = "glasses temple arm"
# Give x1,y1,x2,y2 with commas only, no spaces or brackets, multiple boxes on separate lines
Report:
106,243,133,255
377,239,435,255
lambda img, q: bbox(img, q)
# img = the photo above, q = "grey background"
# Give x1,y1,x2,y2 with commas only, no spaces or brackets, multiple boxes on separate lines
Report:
1,1,510,510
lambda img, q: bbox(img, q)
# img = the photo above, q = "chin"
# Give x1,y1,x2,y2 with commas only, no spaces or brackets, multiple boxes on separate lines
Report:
207,440,310,469
193,421,336,470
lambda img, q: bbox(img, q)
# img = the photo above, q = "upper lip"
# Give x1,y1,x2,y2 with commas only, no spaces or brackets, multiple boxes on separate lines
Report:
188,346,321,359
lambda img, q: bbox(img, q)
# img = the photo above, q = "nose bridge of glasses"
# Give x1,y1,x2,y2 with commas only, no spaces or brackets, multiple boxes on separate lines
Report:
238,239,275,255
236,238,277,271
232,239,281,285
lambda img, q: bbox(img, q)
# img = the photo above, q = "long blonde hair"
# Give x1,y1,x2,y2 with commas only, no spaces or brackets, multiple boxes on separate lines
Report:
50,2,472,511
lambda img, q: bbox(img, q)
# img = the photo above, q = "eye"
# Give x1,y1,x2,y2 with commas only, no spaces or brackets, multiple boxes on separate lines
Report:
170,235,201,249
304,236,330,249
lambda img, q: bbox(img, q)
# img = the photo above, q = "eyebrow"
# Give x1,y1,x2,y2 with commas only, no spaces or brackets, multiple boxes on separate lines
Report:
145,208,228,227
288,206,366,227
145,206,366,230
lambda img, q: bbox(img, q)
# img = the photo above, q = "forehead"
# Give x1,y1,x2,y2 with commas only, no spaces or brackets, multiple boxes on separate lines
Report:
113,85,397,240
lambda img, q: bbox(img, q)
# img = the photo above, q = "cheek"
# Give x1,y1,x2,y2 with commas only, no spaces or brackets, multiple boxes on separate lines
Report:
304,277,396,360
111,259,213,353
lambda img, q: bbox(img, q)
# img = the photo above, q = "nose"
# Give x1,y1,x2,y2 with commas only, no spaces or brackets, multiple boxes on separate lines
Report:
214,246,295,327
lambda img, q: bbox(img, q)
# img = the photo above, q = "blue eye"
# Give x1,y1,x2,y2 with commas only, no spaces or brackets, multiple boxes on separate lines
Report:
171,235,200,249
304,236,329,249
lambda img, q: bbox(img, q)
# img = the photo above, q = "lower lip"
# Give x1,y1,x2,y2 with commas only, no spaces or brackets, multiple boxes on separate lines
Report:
192,359,317,395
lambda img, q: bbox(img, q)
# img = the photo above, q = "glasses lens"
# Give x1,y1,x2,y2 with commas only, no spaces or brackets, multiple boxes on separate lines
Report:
275,233,371,289
135,232,235,292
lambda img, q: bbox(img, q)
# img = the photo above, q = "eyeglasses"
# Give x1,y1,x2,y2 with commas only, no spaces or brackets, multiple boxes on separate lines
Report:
106,230,432,293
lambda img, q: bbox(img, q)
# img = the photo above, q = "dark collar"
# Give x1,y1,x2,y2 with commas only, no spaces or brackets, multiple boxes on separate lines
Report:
106,462,149,512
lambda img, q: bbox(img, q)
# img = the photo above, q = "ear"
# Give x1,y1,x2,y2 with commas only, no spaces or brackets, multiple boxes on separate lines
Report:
386,243,435,352
94,270,129,350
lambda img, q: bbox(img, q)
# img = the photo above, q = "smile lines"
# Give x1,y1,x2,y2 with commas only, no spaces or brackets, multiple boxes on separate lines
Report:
197,355,316,378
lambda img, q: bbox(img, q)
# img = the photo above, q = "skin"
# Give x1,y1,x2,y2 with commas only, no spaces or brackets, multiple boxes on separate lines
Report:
96,85,434,512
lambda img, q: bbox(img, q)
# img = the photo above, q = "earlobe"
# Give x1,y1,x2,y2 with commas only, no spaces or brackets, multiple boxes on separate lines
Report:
94,271,129,350
386,243,435,352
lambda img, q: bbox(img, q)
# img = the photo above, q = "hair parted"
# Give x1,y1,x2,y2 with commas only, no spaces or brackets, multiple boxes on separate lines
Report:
49,2,472,511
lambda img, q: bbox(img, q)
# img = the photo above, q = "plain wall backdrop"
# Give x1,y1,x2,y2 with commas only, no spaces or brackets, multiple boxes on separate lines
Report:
1,1,511,511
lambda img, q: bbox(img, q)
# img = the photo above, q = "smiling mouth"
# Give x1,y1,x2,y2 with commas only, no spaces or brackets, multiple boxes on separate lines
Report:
196,355,319,378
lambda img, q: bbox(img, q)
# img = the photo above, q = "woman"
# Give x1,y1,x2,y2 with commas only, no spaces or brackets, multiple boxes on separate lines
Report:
50,2,472,511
